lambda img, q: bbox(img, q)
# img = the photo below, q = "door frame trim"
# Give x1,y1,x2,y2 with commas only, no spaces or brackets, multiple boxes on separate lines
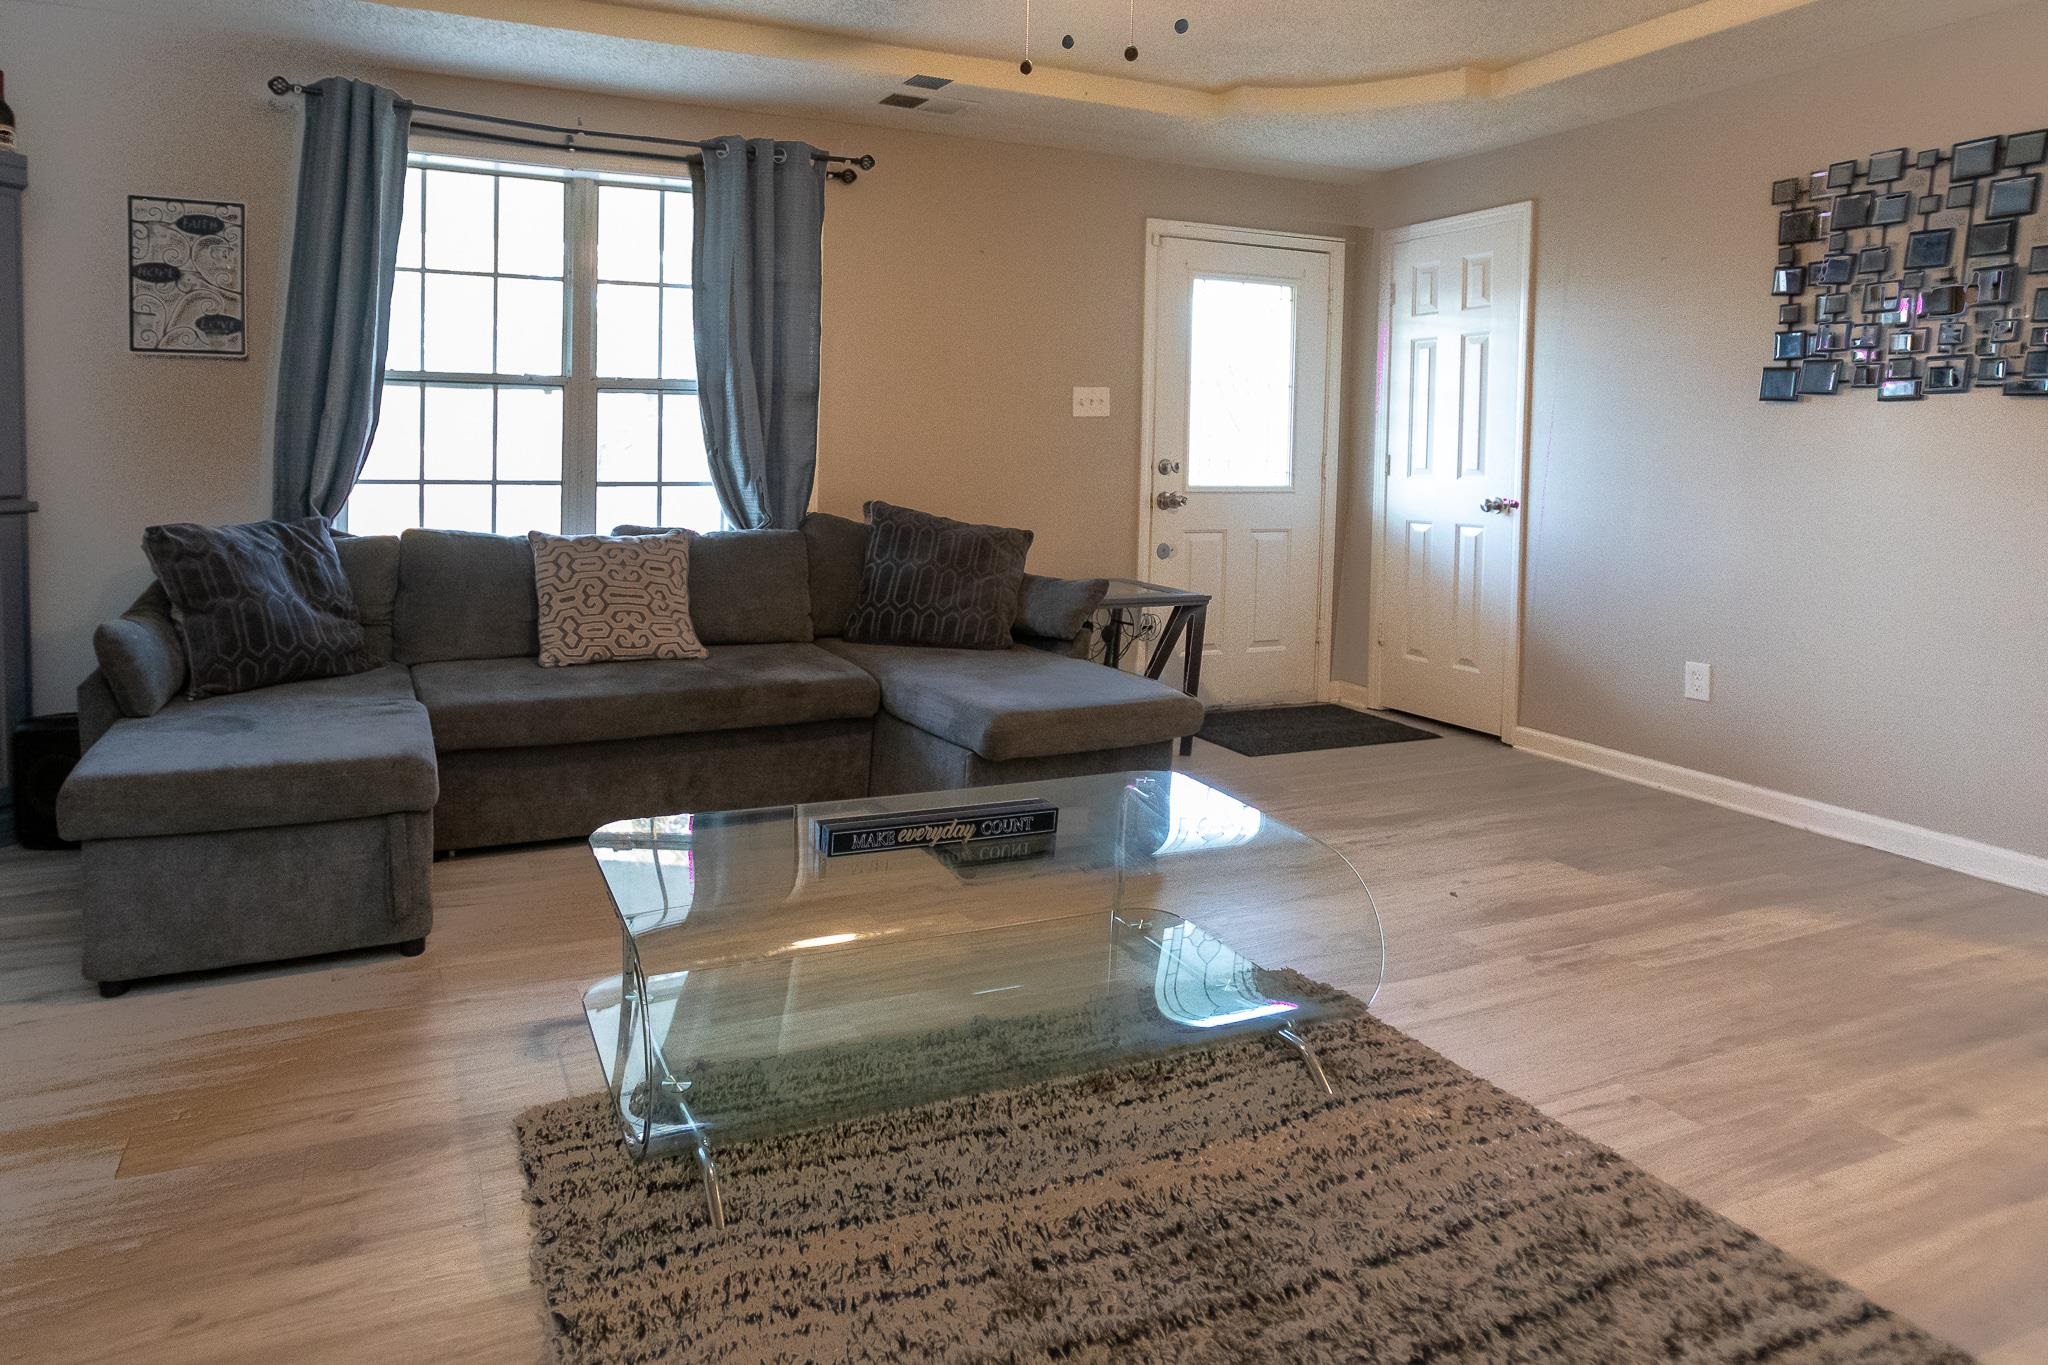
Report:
1139,218,1348,699
1367,200,1534,737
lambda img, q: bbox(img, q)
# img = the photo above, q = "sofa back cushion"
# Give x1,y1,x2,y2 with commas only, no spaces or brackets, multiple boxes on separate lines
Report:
334,533,400,662
142,517,374,699
843,501,1034,651
610,525,813,644
801,511,869,638
393,528,540,663
93,582,187,718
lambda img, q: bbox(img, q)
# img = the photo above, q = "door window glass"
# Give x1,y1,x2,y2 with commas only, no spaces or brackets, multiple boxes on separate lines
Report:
1186,276,1296,489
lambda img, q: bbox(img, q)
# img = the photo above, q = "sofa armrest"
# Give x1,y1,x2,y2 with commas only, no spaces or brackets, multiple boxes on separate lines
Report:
78,670,122,754
1013,574,1109,648
93,582,187,717
1014,630,1092,659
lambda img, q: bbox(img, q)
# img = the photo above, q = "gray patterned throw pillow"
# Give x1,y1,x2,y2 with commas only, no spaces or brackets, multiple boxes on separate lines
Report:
529,530,709,667
141,517,373,699
843,501,1034,650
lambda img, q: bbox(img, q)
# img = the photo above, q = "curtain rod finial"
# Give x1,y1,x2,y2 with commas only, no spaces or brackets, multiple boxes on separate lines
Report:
268,76,299,96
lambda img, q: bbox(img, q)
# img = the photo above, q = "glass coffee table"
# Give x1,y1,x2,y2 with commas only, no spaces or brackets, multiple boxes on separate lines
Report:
583,770,1381,1229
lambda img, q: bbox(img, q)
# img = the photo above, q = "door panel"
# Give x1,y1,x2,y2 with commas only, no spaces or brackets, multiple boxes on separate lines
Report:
1377,207,1530,735
1150,235,1334,707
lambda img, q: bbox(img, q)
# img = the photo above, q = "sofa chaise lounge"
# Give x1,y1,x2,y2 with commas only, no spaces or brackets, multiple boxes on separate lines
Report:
56,514,1205,994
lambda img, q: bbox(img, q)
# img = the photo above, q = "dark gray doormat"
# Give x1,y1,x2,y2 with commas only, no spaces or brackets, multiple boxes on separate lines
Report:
1197,703,1439,757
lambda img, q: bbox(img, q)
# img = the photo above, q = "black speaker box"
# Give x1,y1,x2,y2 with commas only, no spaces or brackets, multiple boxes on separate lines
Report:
14,713,80,850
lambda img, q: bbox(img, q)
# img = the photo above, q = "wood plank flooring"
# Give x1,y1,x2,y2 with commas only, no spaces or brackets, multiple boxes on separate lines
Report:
1,731,2042,1361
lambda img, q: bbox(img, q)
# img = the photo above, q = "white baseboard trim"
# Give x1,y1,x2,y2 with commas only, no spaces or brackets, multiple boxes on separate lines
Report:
1509,727,2048,898
1329,680,1374,711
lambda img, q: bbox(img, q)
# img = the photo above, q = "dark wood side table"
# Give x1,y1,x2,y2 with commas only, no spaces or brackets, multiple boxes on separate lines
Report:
1096,579,1210,756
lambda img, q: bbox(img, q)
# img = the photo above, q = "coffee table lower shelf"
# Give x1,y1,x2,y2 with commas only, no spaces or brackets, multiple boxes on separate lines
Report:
580,955,1338,1235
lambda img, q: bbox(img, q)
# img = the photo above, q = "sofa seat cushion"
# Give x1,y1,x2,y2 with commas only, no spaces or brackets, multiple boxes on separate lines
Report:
57,663,437,842
411,645,881,753
819,640,1204,763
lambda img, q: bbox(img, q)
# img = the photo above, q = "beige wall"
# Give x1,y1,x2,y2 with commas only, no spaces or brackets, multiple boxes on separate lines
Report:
1355,8,2048,857
5,0,1362,712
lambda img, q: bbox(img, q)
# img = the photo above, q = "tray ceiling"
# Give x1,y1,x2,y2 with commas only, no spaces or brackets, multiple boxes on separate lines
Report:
612,0,1706,89
154,0,2039,180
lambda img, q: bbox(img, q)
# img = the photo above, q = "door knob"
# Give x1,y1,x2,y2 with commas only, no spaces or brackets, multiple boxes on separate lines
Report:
1480,497,1521,514
1156,491,1189,511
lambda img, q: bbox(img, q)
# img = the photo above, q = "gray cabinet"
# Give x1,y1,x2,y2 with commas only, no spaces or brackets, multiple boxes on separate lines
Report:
0,150,36,805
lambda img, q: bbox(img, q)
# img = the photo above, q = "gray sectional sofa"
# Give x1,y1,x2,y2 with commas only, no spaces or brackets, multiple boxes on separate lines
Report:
57,514,1204,994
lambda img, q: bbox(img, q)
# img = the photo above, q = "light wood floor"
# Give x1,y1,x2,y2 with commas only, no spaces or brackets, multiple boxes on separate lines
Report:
2,731,2043,1362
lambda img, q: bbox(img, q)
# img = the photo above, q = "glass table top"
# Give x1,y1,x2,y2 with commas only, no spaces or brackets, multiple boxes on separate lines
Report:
584,771,1380,1157
1099,577,1210,608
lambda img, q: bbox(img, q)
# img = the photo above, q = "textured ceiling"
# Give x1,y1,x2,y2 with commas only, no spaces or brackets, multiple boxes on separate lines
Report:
612,0,1703,88
131,0,2044,180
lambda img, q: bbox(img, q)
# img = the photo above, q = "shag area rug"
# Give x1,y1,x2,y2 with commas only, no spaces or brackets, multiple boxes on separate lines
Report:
516,986,1970,1363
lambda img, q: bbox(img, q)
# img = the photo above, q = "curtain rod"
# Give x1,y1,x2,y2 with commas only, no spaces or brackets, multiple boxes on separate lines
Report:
268,77,876,184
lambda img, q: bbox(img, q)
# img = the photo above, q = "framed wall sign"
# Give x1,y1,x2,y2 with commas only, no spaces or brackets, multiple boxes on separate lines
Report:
128,195,246,358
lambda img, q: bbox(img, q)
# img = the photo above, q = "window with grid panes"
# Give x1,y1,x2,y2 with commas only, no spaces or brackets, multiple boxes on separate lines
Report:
345,153,728,538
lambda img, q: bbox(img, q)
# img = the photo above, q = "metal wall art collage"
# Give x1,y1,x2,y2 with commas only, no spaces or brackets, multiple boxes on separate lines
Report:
1764,127,2048,401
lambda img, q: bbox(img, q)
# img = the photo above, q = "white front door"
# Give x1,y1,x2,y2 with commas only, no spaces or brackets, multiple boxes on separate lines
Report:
1376,204,1532,736
1145,230,1339,708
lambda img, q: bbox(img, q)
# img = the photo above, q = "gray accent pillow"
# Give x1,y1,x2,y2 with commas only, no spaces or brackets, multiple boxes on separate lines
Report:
333,532,400,662
843,501,1034,651
1014,573,1109,642
92,581,187,718
392,528,541,663
801,511,869,638
610,526,814,644
141,517,373,699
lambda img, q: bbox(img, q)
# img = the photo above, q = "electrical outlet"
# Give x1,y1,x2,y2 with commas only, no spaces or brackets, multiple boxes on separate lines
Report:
1072,386,1111,418
1683,661,1711,702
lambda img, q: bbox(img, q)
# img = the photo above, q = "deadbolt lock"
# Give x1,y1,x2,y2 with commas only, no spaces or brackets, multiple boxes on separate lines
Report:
1158,459,1183,475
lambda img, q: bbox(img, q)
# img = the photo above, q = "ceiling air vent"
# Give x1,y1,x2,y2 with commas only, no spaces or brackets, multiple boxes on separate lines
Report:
879,93,929,110
903,74,953,90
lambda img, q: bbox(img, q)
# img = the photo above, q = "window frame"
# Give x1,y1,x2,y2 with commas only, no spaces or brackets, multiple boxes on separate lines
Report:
352,151,713,538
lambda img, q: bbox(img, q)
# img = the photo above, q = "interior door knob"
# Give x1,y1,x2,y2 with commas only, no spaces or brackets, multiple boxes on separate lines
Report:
1480,497,1521,514
1156,491,1189,511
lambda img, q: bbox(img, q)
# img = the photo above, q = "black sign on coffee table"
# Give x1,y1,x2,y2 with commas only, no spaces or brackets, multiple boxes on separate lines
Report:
814,799,1059,857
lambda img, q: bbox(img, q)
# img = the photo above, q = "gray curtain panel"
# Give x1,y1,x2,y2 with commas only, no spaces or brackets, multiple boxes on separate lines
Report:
272,77,412,521
692,136,827,530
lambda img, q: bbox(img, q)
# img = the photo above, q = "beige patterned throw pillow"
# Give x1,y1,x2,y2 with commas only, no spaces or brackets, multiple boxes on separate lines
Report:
528,531,709,667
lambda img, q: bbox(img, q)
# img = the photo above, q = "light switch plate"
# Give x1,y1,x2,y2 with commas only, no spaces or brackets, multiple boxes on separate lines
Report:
1072,386,1111,418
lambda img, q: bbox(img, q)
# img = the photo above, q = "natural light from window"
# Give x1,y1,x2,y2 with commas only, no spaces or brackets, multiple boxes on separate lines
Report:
1185,275,1297,490
345,154,726,538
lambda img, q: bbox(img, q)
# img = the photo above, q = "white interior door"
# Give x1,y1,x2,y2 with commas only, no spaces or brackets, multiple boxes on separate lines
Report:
1376,204,1531,736
1146,232,1337,708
